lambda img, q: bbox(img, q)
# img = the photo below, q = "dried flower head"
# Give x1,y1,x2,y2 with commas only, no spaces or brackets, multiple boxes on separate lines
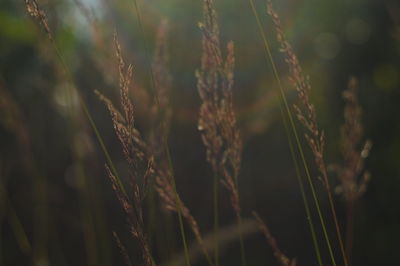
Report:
148,22,211,262
335,77,372,201
99,26,211,265
24,0,52,40
253,212,296,266
113,232,133,266
97,32,154,266
197,0,243,215
150,20,172,159
267,0,326,185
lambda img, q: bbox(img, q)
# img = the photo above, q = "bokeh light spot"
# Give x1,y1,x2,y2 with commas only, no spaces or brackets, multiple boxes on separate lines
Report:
53,84,80,113
346,18,371,45
314,33,341,60
373,64,399,91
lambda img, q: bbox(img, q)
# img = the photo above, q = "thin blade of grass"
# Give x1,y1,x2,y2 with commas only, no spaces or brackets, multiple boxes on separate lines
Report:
129,1,192,265
244,0,336,264
24,0,127,197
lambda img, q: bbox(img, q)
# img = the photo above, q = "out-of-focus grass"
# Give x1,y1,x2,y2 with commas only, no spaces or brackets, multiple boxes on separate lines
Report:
0,0,399,265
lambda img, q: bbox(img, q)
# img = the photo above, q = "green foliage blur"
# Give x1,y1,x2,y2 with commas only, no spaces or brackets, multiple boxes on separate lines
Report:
1,0,400,265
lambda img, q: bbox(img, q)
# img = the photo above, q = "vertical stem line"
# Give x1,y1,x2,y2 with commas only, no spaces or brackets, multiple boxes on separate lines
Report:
0,182,32,256
323,170,349,266
53,42,127,198
280,105,323,265
232,175,247,266
236,213,248,266
164,138,191,266
245,0,337,264
345,199,355,265
213,172,220,266
130,0,193,264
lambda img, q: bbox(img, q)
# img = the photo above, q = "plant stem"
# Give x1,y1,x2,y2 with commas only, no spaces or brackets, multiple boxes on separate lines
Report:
232,175,247,266
345,199,356,265
165,141,191,266
245,0,337,264
323,170,349,266
280,107,323,266
130,0,192,264
213,172,220,266
236,213,248,266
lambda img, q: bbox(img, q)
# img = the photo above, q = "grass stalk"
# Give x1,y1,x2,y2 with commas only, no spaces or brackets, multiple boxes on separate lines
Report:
130,0,192,264
25,4,129,264
164,138,192,266
324,174,348,266
345,199,356,264
280,105,323,265
0,183,32,256
245,0,337,264
8,204,32,256
236,213,248,266
213,172,220,266
47,39,127,197
231,171,247,266
63,46,101,266
0,79,48,265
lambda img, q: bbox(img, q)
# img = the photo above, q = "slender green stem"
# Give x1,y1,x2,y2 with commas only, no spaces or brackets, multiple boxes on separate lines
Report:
280,106,323,265
8,204,32,255
345,199,355,265
236,213,248,266
63,44,104,266
0,183,31,256
53,42,127,197
29,15,129,265
164,140,191,266
131,0,159,105
245,0,337,264
130,0,193,264
213,172,220,266
232,175,247,266
325,180,349,266
147,186,156,250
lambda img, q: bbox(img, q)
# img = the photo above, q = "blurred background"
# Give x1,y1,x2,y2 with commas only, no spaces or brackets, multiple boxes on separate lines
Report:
1,0,400,265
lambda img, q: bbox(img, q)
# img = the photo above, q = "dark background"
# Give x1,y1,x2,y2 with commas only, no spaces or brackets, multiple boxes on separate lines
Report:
1,0,399,265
